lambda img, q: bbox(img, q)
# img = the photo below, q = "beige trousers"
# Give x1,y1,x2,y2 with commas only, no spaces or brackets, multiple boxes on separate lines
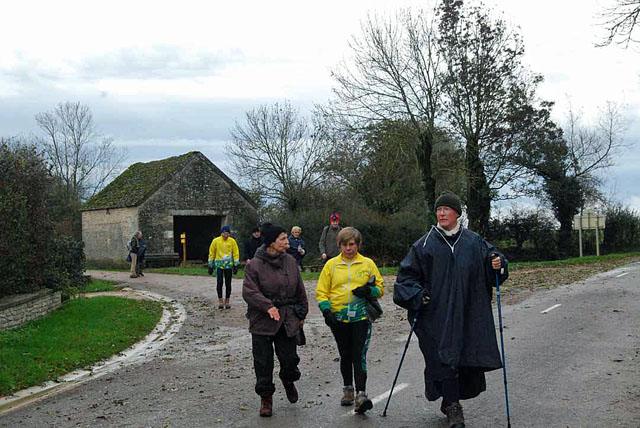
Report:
130,253,138,276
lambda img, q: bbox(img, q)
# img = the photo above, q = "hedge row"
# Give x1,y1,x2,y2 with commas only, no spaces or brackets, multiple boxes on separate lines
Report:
0,143,85,298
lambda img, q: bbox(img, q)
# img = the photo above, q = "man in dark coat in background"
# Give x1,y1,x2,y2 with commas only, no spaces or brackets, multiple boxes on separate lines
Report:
394,192,508,428
244,227,263,264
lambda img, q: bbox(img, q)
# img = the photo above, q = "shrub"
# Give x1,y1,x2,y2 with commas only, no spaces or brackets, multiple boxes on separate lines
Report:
489,209,559,261
602,204,640,253
0,143,53,297
46,237,87,299
0,142,86,298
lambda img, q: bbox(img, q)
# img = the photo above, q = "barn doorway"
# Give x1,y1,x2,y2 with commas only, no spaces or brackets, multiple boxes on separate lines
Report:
173,215,222,262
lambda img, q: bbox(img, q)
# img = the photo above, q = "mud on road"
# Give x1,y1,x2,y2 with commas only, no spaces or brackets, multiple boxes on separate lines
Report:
1,271,412,427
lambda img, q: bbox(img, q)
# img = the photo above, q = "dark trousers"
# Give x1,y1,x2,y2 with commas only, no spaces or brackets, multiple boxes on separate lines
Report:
252,326,301,397
216,268,232,298
330,320,371,392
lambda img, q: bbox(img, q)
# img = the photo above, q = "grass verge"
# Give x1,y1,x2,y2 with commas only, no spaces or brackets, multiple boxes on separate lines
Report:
82,278,119,293
0,296,162,396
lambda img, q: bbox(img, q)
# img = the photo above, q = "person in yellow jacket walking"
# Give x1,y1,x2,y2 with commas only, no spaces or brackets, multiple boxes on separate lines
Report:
316,227,384,414
209,225,240,309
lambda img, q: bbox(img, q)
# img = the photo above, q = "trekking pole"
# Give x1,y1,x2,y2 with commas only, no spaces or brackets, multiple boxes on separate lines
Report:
495,268,512,428
381,313,419,417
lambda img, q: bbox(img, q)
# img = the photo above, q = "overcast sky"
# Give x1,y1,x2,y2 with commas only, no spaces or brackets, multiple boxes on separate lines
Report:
1,0,638,210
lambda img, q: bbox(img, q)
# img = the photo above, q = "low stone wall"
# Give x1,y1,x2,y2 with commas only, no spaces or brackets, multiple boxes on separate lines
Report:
0,289,62,331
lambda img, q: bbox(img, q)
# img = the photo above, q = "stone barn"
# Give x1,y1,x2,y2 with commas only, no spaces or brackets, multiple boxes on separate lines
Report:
82,151,257,265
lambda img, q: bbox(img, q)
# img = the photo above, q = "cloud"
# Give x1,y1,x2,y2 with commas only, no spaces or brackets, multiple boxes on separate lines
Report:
76,45,245,80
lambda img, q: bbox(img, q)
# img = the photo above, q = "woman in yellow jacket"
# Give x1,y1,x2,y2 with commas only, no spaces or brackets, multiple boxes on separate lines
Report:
209,225,240,309
316,227,384,414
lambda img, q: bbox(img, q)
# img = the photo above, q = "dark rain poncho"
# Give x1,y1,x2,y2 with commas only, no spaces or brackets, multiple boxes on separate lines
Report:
394,226,508,401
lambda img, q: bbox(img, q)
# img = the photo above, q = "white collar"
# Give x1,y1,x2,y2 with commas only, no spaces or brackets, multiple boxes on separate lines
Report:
436,220,460,236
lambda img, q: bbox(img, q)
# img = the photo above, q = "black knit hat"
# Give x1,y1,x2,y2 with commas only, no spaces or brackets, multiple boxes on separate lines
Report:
261,222,286,247
434,192,462,215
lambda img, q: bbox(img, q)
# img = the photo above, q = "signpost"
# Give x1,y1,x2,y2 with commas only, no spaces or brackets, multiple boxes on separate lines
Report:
180,232,187,265
573,211,606,257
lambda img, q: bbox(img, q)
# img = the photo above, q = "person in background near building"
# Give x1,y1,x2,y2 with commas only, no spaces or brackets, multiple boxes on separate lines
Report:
316,227,384,414
128,231,143,278
243,222,308,417
208,225,240,309
244,226,263,264
393,192,508,428
287,226,306,270
319,212,343,263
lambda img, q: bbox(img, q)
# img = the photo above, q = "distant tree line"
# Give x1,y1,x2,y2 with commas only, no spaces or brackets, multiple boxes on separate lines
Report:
228,0,631,264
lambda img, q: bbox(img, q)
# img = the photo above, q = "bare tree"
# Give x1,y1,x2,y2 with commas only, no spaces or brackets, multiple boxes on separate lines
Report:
36,102,125,201
227,101,333,212
565,102,627,178
598,0,640,47
328,9,443,212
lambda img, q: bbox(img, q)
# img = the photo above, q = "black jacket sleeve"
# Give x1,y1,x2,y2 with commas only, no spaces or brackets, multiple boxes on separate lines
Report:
394,244,429,311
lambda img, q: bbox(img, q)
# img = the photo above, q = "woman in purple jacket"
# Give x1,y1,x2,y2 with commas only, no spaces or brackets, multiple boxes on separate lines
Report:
242,223,309,417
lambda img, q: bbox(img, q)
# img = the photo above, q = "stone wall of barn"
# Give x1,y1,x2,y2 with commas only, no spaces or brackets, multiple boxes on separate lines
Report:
82,207,139,262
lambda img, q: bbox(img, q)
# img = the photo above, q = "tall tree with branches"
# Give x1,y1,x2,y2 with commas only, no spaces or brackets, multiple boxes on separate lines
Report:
437,0,540,235
36,102,125,202
227,101,333,212
328,9,443,215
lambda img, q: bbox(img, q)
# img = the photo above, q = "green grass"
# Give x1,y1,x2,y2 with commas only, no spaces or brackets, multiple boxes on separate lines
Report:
82,278,119,293
508,252,640,271
0,296,162,396
146,265,210,276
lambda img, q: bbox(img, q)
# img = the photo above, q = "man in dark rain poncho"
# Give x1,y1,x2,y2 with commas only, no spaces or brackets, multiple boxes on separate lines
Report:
394,192,508,428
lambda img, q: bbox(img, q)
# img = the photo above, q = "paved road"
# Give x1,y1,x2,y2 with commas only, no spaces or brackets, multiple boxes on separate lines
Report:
1,264,639,427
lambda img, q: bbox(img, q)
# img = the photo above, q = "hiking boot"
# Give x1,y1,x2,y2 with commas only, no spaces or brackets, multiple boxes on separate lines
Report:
259,395,273,417
138,272,144,277
354,391,372,414
218,298,224,309
340,386,355,406
444,402,465,427
224,298,231,309
129,274,138,278
283,382,298,403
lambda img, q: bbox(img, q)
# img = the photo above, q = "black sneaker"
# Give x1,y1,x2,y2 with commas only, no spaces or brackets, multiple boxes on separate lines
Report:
444,402,465,427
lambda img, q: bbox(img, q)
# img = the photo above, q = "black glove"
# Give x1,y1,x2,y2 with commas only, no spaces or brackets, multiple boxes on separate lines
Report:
421,289,431,307
352,284,372,298
232,265,239,275
207,265,214,275
322,309,339,328
352,275,376,298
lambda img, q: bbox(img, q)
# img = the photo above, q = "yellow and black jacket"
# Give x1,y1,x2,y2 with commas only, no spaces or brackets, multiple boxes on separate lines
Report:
316,253,384,322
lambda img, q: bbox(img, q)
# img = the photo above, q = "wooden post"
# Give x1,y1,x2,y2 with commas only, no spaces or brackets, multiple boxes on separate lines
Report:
595,216,600,257
578,227,583,257
180,232,187,266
